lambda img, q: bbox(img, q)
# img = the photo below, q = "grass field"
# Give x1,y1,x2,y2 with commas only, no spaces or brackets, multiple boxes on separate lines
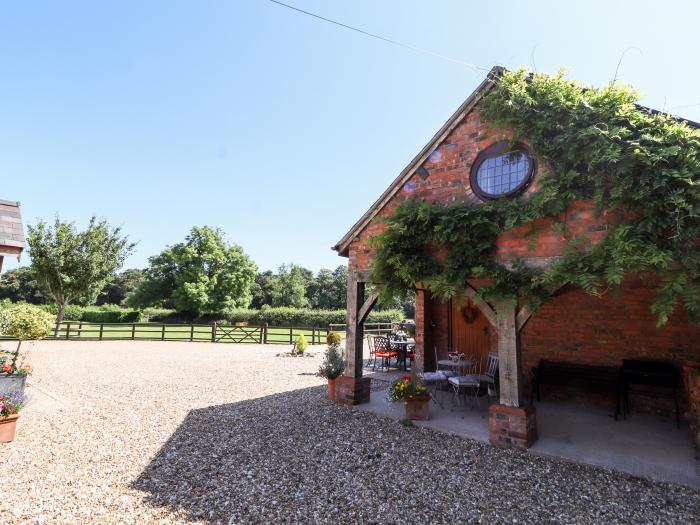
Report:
49,322,336,345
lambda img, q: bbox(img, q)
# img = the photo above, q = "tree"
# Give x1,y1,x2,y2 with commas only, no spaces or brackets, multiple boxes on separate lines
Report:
307,265,347,309
128,226,257,320
96,268,145,305
0,267,50,304
269,264,310,308
27,216,134,329
250,270,275,309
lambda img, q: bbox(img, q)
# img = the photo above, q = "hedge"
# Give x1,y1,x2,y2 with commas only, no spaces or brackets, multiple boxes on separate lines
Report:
148,307,404,327
39,304,142,323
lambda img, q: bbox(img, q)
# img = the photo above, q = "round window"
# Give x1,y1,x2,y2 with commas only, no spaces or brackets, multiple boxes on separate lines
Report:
470,142,535,200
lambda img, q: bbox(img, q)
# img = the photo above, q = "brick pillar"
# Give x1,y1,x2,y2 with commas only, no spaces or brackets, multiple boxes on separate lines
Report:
488,404,537,451
335,377,371,405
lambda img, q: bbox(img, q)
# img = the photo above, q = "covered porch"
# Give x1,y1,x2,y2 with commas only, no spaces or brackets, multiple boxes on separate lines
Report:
356,368,699,487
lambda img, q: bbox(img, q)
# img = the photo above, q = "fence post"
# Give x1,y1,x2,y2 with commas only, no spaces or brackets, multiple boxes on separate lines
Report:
161,324,165,341
263,323,268,344
190,324,195,342
99,323,104,341
65,322,71,340
258,324,263,344
211,322,217,342
289,327,293,344
78,321,83,338
132,323,136,340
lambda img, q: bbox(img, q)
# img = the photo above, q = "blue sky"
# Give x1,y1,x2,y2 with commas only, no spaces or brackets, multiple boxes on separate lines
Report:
2,0,699,273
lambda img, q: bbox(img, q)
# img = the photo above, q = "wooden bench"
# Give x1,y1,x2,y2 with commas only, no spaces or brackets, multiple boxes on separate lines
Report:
530,359,621,415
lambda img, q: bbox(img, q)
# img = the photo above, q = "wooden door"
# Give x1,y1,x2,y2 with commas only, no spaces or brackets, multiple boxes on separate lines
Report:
450,299,492,364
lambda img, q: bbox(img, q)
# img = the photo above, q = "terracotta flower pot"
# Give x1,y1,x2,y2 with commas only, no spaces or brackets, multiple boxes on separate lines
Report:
328,378,336,402
404,395,431,421
0,414,19,443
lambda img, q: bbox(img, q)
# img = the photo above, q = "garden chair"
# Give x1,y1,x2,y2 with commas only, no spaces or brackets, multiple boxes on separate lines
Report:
449,356,483,410
479,352,499,403
373,336,397,372
418,347,451,408
366,335,377,369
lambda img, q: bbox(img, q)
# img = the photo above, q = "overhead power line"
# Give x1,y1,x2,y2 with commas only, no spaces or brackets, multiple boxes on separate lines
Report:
267,0,490,71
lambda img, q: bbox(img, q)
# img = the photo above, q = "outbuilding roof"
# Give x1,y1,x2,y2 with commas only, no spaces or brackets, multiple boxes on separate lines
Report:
0,199,25,256
332,67,700,257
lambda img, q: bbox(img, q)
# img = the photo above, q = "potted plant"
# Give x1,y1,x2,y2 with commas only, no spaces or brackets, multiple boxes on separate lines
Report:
0,304,53,394
0,389,25,443
389,376,431,421
317,336,345,401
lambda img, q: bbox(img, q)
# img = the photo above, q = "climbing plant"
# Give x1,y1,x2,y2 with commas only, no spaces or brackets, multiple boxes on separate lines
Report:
371,69,700,325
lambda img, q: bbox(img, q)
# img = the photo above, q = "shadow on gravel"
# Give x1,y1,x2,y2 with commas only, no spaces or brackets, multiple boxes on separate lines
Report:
133,385,700,525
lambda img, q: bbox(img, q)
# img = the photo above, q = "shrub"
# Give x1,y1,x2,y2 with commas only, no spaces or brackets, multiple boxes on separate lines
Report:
218,307,403,328
295,334,308,355
80,305,142,323
40,303,83,321
0,303,54,340
326,331,342,346
317,344,345,379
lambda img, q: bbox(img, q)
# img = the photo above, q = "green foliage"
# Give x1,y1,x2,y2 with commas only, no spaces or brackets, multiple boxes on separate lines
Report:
97,269,145,306
295,334,308,354
128,226,257,320
317,343,345,379
0,267,49,304
27,216,134,324
269,264,311,308
372,69,700,325
0,303,54,341
39,303,141,323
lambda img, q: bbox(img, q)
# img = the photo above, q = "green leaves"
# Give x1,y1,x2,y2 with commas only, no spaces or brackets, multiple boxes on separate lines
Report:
129,226,257,320
372,69,700,325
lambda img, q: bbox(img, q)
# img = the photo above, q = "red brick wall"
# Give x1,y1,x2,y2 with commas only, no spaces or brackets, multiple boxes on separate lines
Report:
522,275,700,374
345,104,700,392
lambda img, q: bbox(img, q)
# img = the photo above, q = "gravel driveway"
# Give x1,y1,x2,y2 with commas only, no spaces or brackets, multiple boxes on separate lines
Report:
1,340,699,524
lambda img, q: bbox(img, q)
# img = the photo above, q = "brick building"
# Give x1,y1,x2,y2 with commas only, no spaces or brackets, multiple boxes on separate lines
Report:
332,67,700,450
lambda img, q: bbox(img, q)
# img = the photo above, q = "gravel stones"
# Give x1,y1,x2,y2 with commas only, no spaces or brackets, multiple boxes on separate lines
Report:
1,340,698,524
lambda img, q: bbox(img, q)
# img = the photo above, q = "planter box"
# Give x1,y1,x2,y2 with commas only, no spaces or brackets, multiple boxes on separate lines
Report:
0,374,25,395
403,395,431,421
0,414,19,442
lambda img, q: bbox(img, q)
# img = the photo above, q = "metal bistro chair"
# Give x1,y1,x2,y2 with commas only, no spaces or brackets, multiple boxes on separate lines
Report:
449,356,483,410
366,335,376,369
373,336,398,372
419,347,455,408
479,352,499,403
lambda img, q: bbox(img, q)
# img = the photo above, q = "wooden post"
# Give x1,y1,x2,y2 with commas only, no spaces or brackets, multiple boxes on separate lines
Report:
161,324,166,341
344,274,365,378
190,324,195,342
65,322,71,340
289,327,293,344
211,322,217,342
493,301,524,407
99,323,104,341
78,320,83,338
132,323,136,340
263,323,268,344
258,324,263,344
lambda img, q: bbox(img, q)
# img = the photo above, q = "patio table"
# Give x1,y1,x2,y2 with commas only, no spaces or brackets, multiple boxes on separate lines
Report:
437,358,473,374
391,338,415,371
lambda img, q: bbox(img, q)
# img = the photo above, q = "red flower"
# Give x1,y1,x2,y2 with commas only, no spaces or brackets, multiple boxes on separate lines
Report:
8,407,14,413
2,364,12,373
402,375,412,381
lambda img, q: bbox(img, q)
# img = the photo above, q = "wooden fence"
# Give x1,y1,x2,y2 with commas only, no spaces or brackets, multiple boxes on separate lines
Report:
49,322,331,345
328,322,394,336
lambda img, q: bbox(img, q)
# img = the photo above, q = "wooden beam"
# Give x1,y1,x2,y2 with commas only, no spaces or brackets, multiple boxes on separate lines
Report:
358,292,379,325
344,275,365,379
494,301,524,407
464,285,498,326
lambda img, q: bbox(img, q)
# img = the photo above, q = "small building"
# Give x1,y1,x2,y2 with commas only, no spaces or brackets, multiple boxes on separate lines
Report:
332,67,700,451
0,200,25,272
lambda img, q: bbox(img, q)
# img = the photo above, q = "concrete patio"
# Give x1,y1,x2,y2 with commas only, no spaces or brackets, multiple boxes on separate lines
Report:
361,369,700,488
